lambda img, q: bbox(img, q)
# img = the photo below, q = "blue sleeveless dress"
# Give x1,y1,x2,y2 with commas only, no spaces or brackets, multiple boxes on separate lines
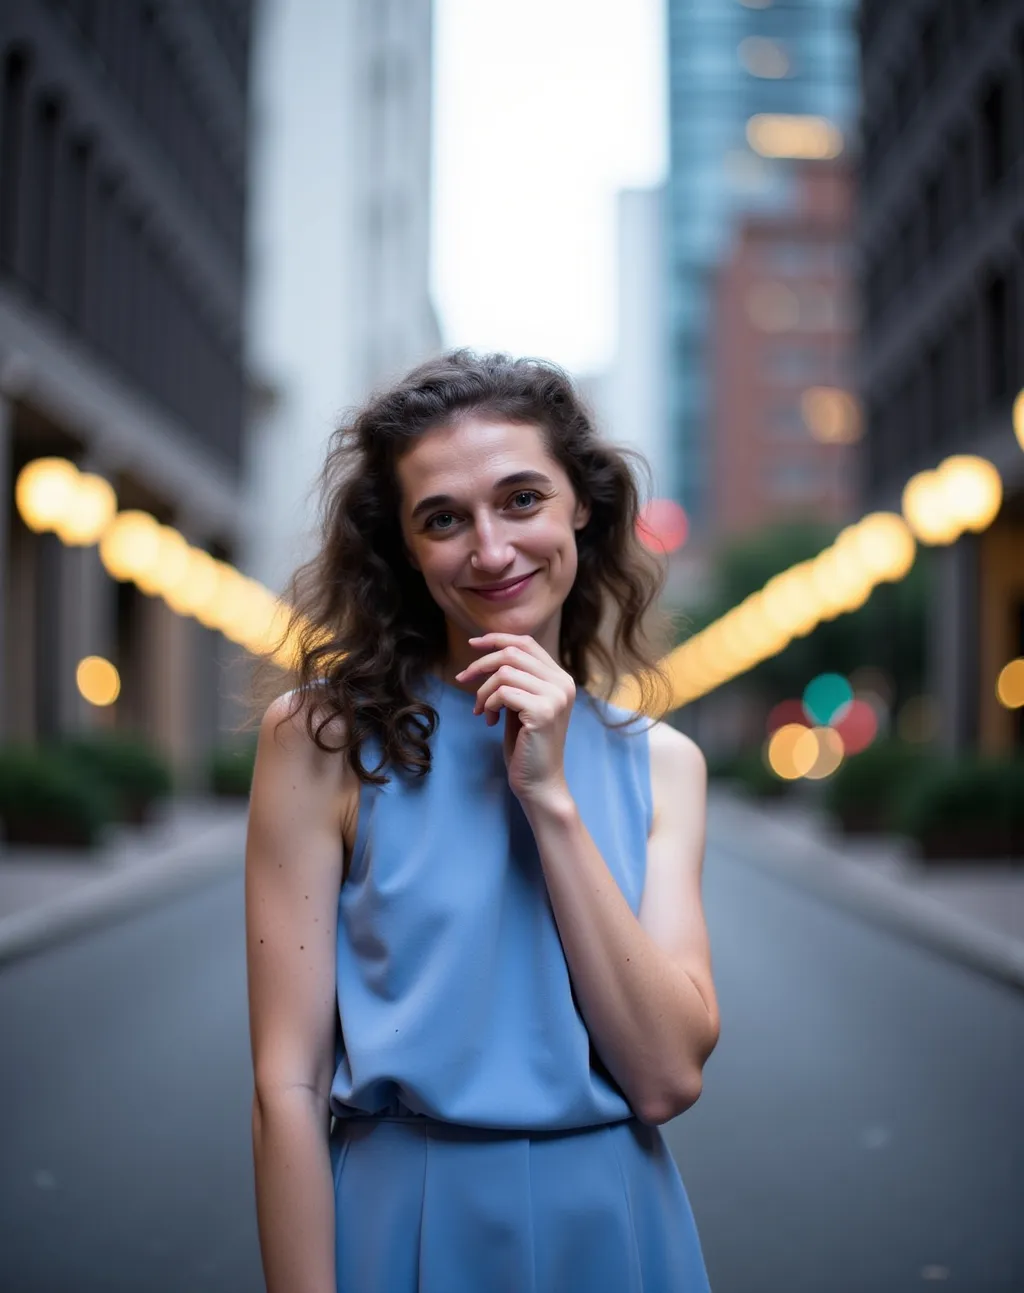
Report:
328,672,711,1291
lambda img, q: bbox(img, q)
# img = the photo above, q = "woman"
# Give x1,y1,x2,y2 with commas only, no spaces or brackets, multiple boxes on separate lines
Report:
245,350,719,1292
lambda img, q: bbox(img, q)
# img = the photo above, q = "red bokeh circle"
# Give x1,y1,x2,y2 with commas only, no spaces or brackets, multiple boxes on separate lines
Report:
766,699,810,736
637,499,689,554
832,697,878,755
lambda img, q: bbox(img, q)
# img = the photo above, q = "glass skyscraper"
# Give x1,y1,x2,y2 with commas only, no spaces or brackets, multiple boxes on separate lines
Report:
665,0,858,530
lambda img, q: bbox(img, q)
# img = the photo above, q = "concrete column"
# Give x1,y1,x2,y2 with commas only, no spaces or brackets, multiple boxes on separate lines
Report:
34,532,64,741
978,516,1024,754
53,455,119,736
933,536,981,753
56,541,119,735
169,522,222,793
139,591,194,779
0,394,10,741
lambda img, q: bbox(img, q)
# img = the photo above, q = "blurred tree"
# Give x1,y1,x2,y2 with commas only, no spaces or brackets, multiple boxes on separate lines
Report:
682,521,931,710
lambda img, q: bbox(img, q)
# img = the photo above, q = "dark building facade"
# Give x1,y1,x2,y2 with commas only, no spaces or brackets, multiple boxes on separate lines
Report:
0,0,253,771
858,0,1024,754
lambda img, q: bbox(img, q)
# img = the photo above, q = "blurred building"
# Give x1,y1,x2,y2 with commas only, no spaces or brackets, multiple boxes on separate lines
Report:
711,159,858,540
858,0,1024,754
0,1,253,774
665,0,858,534
244,0,440,596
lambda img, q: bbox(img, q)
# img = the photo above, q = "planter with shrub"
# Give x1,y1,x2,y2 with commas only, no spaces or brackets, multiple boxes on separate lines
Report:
894,756,1024,862
822,740,938,835
208,737,258,798
56,733,174,825
0,745,116,849
707,747,792,800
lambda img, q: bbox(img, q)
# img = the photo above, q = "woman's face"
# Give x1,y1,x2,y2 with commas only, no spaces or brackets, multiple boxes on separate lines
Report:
396,415,590,659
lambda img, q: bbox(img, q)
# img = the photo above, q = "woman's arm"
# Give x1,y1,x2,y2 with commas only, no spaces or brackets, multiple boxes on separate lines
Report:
245,693,351,1293
521,720,719,1126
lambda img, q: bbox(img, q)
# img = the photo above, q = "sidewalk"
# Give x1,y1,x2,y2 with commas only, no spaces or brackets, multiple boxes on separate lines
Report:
0,797,250,966
707,783,1024,991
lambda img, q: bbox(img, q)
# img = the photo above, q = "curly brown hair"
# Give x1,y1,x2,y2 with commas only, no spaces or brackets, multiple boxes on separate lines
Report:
252,349,673,784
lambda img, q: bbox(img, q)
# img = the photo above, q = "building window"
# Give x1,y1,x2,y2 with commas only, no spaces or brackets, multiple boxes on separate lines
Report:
0,47,29,272
919,13,941,91
950,128,973,232
979,76,1011,191
765,343,822,382
765,403,807,438
767,461,823,500
984,270,1011,403
924,173,941,259
27,94,61,299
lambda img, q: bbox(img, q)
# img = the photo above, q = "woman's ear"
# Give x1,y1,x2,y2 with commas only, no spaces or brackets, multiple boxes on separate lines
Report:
573,499,591,530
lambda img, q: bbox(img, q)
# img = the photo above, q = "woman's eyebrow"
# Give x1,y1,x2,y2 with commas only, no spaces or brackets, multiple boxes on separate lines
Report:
409,471,554,521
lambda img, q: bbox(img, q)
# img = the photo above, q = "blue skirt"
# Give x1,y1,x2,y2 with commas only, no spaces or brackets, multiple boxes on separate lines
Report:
329,1113,711,1292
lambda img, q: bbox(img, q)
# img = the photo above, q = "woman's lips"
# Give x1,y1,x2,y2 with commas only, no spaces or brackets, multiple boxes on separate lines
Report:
464,571,538,601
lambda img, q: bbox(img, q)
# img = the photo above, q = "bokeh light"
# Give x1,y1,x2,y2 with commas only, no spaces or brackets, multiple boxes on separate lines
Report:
803,672,853,725
161,548,222,616
138,526,193,598
99,510,162,582
800,387,862,444
901,470,961,544
1013,388,1024,452
76,655,120,706
832,697,879,755
738,35,791,79
995,658,1024,709
767,722,819,780
746,113,843,160
14,457,80,534
847,512,915,582
937,454,1002,533
55,473,118,547
803,726,844,780
636,499,688,554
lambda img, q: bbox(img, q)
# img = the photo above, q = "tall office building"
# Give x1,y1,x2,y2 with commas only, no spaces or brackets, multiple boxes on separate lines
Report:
0,1,253,770
245,0,440,597
858,0,1024,754
665,0,857,532
710,159,858,540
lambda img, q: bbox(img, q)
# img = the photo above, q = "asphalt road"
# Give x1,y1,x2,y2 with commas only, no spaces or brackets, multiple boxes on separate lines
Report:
1,843,1022,1293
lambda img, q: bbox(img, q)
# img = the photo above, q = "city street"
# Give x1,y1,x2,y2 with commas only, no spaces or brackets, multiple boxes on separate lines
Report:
1,840,1022,1293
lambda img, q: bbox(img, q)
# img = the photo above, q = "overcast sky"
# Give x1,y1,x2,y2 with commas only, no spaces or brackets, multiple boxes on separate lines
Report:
431,0,667,377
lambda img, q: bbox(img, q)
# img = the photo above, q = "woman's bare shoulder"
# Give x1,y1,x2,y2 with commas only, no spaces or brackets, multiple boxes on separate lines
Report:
252,689,356,837
260,686,349,752
646,720,707,817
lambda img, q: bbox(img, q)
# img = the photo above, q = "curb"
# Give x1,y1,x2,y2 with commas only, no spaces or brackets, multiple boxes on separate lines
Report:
707,795,1024,993
0,816,248,968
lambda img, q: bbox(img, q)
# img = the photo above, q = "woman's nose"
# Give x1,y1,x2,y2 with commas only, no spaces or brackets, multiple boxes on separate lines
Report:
470,516,515,569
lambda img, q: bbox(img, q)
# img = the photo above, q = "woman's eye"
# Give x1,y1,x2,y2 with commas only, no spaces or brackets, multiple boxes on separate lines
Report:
425,492,539,531
511,490,540,510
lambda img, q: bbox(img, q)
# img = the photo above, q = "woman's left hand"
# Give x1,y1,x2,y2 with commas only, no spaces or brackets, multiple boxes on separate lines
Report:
455,633,575,805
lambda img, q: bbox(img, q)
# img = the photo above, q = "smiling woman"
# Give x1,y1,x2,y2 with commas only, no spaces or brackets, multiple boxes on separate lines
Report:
262,348,674,778
244,350,717,1293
